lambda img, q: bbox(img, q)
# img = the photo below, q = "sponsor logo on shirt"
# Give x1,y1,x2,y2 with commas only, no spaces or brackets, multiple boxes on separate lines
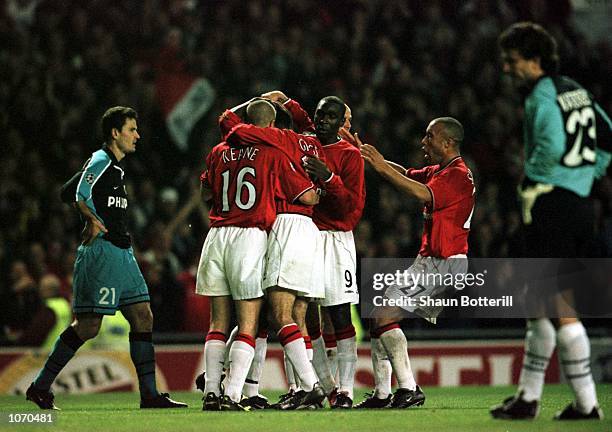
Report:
108,196,128,209
299,138,319,157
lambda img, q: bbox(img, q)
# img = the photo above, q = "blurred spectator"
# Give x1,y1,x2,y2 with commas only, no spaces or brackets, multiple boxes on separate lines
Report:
36,273,72,349
81,311,130,351
141,222,183,332
2,267,70,347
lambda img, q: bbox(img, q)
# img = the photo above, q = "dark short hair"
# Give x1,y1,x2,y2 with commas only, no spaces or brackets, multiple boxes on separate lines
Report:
318,96,346,118
101,106,138,143
433,117,464,146
271,101,294,130
498,22,559,75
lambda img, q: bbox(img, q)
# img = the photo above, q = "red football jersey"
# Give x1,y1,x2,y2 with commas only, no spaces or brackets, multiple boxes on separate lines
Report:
201,142,314,230
222,110,325,217
405,157,475,258
314,140,365,231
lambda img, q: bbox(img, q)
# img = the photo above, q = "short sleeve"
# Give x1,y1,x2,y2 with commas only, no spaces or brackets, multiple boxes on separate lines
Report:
405,166,434,184
278,157,314,203
76,153,111,202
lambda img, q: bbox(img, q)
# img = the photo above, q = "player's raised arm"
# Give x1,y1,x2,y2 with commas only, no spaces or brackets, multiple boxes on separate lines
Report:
262,90,315,134
261,90,289,103
361,143,432,204
225,115,289,150
341,128,407,174
338,127,359,147
218,97,263,137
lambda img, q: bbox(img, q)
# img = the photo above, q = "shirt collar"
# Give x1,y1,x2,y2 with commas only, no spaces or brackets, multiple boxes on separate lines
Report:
103,146,119,164
434,156,462,174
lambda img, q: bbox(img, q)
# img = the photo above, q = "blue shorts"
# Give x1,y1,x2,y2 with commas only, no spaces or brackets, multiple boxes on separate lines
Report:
72,239,150,315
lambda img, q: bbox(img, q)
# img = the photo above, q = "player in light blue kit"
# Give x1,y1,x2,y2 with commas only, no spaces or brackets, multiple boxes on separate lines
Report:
26,107,186,410
491,22,611,421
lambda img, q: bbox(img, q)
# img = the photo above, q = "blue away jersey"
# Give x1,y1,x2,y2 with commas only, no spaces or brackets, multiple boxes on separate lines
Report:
62,147,132,248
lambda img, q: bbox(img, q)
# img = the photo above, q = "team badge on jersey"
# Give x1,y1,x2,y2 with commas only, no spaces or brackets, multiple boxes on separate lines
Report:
86,173,96,184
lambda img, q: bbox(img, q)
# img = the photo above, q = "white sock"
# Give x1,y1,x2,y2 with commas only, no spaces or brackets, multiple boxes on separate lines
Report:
323,333,338,379
284,353,298,391
224,326,239,370
379,328,416,391
279,323,316,392
327,347,338,380
311,336,336,393
244,336,267,398
337,335,357,399
517,319,555,402
557,321,598,413
225,338,255,402
204,338,226,396
371,337,392,398
305,337,313,362
305,338,314,388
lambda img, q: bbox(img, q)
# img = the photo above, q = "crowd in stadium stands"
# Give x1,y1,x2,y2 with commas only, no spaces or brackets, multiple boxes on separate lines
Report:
1,0,611,342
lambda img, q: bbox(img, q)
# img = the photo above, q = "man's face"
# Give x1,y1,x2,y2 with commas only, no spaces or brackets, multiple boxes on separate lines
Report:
501,49,540,87
314,101,344,138
421,121,447,165
114,118,139,154
343,105,352,130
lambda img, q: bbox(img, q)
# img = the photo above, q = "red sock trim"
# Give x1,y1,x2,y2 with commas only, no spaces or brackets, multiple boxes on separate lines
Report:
323,332,337,348
278,324,303,346
335,325,356,341
205,331,227,343
304,335,313,350
371,323,400,338
235,333,256,349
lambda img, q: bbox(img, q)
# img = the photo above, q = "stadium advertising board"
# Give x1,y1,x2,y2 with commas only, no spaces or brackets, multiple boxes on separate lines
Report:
1,340,589,395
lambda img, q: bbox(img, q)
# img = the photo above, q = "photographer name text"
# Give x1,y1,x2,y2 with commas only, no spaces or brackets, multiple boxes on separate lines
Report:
373,295,513,308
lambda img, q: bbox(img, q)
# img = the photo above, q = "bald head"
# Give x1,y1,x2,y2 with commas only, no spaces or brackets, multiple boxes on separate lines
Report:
246,100,276,127
343,104,352,130
431,117,464,148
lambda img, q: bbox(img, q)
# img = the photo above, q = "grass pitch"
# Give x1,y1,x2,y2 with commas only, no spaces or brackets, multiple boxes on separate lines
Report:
1,384,610,432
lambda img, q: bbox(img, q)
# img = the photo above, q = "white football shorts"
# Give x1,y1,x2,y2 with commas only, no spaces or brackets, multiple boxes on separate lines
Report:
196,226,267,300
263,214,324,298
318,230,359,307
384,254,468,321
